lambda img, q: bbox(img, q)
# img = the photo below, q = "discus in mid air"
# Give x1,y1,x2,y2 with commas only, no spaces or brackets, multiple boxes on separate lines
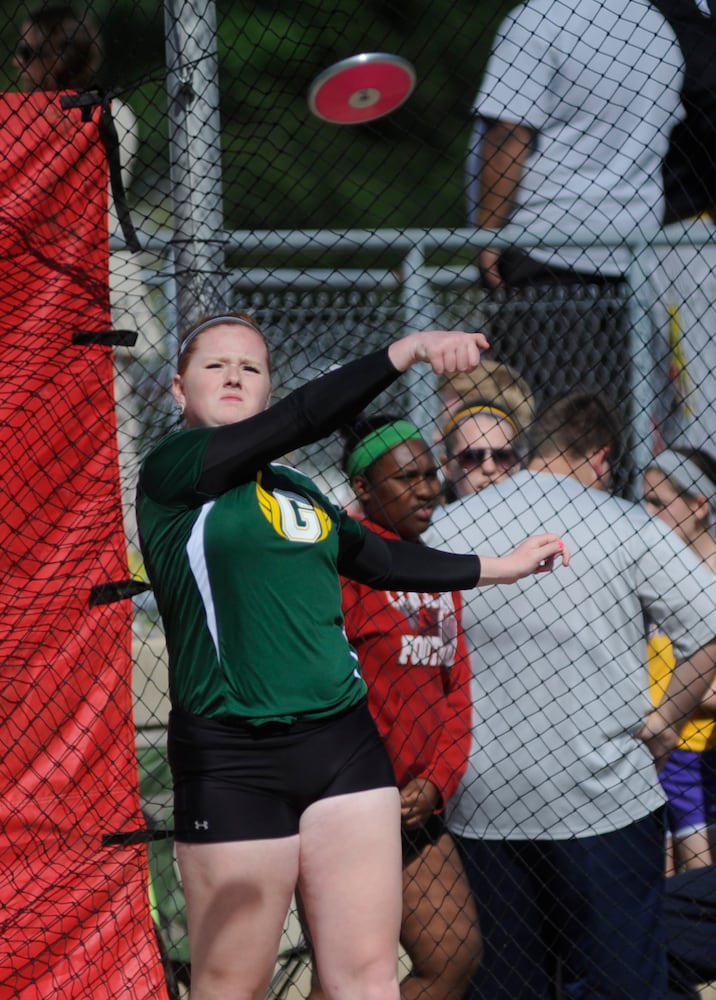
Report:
307,52,416,125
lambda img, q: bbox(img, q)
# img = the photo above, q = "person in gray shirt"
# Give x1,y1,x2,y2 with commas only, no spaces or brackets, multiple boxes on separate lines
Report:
469,0,683,285
431,392,716,999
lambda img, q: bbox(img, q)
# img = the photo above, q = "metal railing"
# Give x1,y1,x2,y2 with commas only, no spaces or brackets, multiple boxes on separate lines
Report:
115,216,716,498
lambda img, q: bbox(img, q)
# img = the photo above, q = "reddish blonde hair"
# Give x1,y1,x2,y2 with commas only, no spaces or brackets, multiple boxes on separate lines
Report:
177,312,271,377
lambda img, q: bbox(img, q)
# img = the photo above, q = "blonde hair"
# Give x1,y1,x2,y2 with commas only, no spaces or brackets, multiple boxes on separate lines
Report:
438,359,535,435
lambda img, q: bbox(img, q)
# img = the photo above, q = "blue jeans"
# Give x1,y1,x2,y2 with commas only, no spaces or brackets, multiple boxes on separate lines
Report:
455,810,667,1000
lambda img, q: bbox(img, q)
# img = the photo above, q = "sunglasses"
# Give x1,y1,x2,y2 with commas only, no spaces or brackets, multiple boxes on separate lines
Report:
455,447,518,471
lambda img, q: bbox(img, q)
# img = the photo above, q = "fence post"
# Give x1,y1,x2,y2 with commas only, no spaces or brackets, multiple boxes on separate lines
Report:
164,0,229,335
624,242,659,497
402,241,441,434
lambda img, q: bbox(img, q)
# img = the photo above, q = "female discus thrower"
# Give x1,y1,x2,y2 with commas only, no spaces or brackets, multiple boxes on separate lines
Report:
136,313,570,1000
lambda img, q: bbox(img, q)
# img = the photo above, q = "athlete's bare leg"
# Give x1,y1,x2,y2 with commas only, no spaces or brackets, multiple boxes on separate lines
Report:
176,836,300,1000
299,787,402,1000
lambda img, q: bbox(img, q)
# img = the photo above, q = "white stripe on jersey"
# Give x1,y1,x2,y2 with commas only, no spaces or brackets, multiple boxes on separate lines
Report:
186,502,220,658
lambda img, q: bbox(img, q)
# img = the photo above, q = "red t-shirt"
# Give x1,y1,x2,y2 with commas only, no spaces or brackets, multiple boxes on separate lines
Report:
342,519,473,809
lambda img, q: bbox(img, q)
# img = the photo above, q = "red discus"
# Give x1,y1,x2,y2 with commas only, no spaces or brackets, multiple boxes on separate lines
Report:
307,53,417,125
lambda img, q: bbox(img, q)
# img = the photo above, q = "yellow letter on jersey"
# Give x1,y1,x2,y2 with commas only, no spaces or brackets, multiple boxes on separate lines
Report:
256,477,331,543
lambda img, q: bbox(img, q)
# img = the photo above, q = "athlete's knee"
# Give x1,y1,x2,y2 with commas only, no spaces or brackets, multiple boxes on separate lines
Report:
190,965,271,1000
318,959,400,1000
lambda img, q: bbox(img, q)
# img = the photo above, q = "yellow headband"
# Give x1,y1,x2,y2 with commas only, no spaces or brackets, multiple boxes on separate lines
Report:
443,403,519,437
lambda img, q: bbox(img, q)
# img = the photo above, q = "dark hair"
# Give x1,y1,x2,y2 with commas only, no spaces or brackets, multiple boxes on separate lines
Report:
340,412,408,480
530,391,623,464
672,446,716,495
25,5,103,90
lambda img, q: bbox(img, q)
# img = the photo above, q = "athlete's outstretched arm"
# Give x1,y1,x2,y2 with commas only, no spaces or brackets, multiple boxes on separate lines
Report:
199,331,489,495
339,529,569,592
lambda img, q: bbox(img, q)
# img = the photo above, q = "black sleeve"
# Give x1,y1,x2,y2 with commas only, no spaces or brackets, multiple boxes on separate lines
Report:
198,347,400,495
338,528,481,592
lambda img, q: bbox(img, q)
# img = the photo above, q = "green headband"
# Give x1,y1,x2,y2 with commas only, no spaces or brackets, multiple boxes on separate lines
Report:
345,420,425,480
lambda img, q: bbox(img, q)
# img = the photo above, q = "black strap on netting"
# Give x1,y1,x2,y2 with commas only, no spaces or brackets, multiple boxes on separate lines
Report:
89,580,152,606
73,329,138,347
102,829,174,847
60,89,141,253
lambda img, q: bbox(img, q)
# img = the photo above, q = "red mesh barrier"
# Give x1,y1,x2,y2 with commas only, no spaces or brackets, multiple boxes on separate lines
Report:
0,92,166,999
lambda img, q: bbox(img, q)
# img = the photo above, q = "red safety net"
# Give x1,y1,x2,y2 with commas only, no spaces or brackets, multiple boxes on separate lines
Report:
0,92,166,998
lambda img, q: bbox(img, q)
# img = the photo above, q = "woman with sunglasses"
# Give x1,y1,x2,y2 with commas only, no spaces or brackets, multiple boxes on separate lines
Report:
441,403,523,501
137,314,569,1000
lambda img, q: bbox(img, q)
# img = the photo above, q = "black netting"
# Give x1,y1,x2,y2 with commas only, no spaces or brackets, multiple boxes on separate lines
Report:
2,1,716,997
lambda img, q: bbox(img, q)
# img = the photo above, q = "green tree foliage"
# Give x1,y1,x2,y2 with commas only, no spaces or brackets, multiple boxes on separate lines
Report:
0,0,515,230
216,0,514,229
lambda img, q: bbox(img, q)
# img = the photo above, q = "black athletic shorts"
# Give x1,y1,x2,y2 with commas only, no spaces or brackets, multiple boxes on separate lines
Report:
168,700,397,843
401,812,448,867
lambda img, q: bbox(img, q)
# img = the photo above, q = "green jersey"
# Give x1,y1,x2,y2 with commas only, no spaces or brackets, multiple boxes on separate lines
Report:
137,348,481,726
137,348,407,725
139,433,368,724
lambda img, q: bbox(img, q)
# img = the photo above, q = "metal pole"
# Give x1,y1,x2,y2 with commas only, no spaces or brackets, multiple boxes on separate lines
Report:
164,0,229,336
625,244,657,499
401,242,441,435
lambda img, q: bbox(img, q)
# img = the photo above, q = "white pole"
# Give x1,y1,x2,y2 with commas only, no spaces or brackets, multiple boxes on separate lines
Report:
164,0,229,337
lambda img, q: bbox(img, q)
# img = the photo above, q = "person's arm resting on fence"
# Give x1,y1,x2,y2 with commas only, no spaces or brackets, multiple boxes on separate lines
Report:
476,119,533,288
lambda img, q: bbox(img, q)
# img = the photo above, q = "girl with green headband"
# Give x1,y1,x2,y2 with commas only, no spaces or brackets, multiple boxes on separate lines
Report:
334,413,482,1000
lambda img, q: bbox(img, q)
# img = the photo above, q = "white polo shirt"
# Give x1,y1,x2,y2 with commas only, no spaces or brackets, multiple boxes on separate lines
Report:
473,0,684,273
431,469,716,838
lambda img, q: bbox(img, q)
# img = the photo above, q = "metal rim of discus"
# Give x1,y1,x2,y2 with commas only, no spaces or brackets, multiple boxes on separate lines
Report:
307,52,417,125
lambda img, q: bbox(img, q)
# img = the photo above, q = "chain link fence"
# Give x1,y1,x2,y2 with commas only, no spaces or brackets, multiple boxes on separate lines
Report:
1,0,716,997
